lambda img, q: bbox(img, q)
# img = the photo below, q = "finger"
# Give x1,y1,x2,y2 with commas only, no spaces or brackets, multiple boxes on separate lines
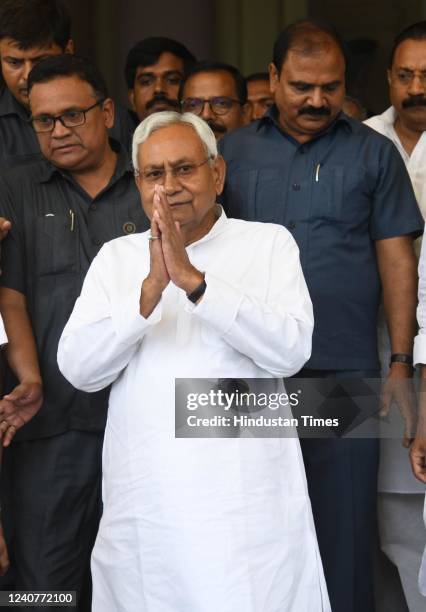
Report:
2,425,16,447
379,392,391,417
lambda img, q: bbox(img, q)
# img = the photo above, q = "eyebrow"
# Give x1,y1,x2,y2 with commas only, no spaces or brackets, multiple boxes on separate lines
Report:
4,54,50,62
289,80,342,87
137,70,183,78
143,157,196,170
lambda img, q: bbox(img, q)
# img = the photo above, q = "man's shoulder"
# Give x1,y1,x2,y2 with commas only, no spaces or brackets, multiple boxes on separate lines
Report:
220,121,265,152
0,160,52,189
223,216,296,248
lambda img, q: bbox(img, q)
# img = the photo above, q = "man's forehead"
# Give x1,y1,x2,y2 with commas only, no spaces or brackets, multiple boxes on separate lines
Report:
282,48,345,82
184,70,236,95
136,52,184,74
139,124,204,161
0,38,61,58
29,76,96,109
393,39,426,68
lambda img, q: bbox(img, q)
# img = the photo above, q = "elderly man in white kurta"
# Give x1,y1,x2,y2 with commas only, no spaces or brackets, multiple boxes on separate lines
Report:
57,111,330,612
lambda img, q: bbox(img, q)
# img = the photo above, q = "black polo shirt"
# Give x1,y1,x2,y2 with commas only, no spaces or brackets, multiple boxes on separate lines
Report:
0,87,43,168
219,107,424,371
0,141,150,440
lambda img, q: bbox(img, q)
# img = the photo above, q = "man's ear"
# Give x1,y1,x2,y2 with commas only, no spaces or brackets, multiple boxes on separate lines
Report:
102,98,115,129
64,39,74,54
128,89,136,112
269,62,279,93
387,69,392,87
213,155,226,196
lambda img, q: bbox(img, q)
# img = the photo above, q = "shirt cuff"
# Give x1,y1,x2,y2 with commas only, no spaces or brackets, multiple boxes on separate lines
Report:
414,333,426,366
185,272,242,335
111,286,162,344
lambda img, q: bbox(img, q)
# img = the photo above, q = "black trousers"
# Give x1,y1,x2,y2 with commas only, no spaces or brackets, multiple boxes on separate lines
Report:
297,369,380,612
1,430,103,611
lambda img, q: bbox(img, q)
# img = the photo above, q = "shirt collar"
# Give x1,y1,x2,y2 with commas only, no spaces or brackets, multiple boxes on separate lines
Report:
258,104,352,139
35,138,133,184
186,205,228,249
0,86,30,120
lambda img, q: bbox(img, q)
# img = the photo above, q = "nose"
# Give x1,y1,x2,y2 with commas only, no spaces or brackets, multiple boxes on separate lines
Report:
19,60,33,85
51,117,72,138
200,100,214,120
408,74,425,96
154,76,164,93
163,169,182,196
309,87,324,108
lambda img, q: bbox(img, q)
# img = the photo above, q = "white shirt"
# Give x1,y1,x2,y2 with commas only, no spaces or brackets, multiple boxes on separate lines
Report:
0,315,7,346
365,106,426,219
58,211,330,612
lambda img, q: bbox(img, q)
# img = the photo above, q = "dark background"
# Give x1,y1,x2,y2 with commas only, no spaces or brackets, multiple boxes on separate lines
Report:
64,0,426,113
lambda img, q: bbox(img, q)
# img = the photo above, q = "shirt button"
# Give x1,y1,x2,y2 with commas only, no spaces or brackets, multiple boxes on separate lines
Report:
92,238,102,246
89,203,97,211
299,146,307,154
292,183,301,191
288,221,296,230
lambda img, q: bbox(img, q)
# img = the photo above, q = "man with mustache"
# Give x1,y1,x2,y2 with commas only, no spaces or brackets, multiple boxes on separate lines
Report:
125,37,195,129
365,22,426,612
180,61,249,140
219,18,423,612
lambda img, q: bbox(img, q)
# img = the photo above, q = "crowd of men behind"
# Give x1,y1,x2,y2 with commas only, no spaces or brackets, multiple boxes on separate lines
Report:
0,0,425,611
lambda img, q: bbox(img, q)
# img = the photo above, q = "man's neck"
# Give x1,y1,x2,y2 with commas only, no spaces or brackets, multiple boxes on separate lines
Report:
394,115,423,156
69,145,118,199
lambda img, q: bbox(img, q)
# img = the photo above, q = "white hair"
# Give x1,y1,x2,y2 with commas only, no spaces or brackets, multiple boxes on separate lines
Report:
132,111,218,172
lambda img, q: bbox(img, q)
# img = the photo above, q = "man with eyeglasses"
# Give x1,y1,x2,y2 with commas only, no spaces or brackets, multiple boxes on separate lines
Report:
0,54,149,608
180,61,249,140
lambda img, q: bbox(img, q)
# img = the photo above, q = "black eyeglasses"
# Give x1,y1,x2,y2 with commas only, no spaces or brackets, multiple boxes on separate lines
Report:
30,100,105,133
182,96,241,116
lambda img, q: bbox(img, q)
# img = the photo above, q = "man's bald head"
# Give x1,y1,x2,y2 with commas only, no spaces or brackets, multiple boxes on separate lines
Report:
273,19,347,74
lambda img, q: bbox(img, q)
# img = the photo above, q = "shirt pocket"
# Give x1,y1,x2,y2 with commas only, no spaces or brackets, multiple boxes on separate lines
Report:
312,164,343,221
226,168,284,222
35,215,76,276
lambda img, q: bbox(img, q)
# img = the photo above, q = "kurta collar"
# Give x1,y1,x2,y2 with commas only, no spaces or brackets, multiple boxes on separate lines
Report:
186,205,228,249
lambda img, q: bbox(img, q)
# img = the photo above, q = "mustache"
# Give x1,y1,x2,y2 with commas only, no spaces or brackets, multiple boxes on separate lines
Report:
206,120,227,134
146,94,180,111
402,95,426,109
298,106,331,117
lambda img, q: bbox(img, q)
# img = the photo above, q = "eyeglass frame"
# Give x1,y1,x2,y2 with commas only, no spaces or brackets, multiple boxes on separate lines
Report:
29,99,105,133
181,96,242,116
134,157,214,184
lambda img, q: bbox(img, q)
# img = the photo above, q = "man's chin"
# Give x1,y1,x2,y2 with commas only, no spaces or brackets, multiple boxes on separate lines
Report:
147,103,178,115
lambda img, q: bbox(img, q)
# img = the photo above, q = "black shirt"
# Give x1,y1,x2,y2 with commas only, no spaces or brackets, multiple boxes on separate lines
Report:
0,141,150,440
219,107,424,370
0,87,43,168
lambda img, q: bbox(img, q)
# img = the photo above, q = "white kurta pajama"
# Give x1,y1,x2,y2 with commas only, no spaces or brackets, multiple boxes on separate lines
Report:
58,210,330,612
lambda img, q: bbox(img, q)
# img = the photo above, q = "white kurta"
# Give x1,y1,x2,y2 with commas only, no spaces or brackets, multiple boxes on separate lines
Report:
58,211,330,612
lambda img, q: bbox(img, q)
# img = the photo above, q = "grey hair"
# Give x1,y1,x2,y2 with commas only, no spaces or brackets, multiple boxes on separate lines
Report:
132,111,218,172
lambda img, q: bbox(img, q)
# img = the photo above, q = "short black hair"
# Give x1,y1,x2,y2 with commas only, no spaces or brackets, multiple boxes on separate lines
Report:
180,61,247,105
246,72,269,84
0,0,70,50
124,37,196,89
389,21,426,68
28,54,108,100
273,18,348,74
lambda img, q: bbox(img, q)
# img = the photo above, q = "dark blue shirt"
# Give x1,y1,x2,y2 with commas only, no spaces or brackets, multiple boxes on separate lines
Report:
219,107,424,371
